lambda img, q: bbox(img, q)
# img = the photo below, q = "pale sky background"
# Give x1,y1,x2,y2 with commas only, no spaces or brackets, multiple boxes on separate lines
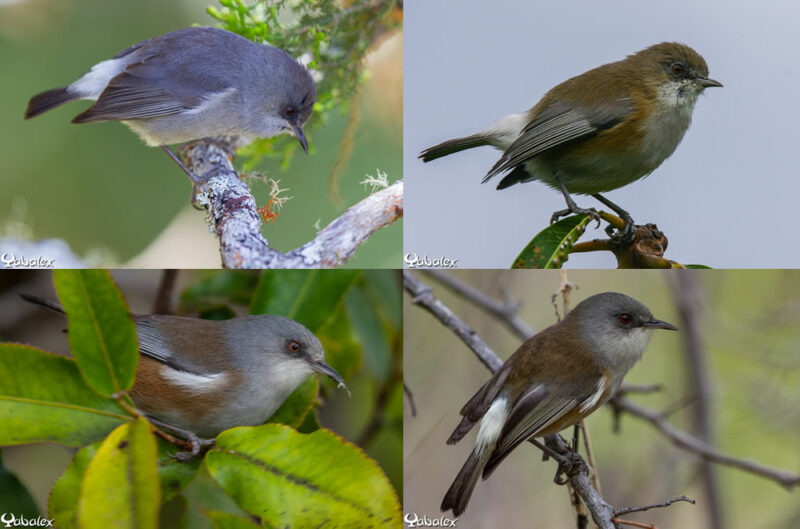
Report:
404,0,800,268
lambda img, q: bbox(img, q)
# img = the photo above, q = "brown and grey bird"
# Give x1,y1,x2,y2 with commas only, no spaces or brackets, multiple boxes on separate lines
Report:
441,292,676,516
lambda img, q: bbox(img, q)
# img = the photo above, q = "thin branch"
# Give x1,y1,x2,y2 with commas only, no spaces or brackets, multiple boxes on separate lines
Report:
614,496,695,517
403,382,417,417
153,269,178,314
611,396,800,489
183,140,403,269
422,269,535,339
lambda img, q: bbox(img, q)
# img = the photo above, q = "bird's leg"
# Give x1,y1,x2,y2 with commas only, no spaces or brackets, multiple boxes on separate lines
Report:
571,424,581,453
550,174,602,227
160,145,208,210
146,415,216,462
591,193,636,244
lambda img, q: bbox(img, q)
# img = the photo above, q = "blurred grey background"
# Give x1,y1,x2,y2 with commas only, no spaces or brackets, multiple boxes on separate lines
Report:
404,0,800,268
0,0,402,268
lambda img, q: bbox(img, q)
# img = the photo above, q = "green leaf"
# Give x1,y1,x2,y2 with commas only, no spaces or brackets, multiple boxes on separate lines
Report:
204,511,260,529
53,270,138,396
179,271,260,316
49,438,200,529
511,215,591,269
250,270,360,331
266,377,318,428
0,344,128,447
318,303,362,383
684,264,713,269
362,270,401,330
206,425,401,529
49,443,98,529
77,418,160,529
0,454,39,517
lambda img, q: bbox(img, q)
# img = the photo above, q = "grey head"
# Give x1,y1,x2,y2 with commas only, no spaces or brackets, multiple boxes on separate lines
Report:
224,314,343,388
568,292,677,373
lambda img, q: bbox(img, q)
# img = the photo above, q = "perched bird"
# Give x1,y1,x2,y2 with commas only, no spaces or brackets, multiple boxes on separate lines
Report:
21,294,344,439
25,27,316,202
441,292,677,516
420,42,721,241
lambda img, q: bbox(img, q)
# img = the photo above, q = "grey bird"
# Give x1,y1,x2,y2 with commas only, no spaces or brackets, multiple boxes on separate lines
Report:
25,27,316,201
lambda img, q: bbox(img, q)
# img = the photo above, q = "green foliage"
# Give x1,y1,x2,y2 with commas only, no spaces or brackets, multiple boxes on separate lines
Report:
511,214,591,269
206,425,401,528
204,510,260,529
0,454,39,518
0,344,128,447
207,0,400,168
2,270,400,527
77,418,160,529
53,270,139,396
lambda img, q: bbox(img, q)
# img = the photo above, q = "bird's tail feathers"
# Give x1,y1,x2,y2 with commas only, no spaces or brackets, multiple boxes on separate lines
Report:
24,87,78,119
19,294,65,314
419,134,490,162
441,446,491,517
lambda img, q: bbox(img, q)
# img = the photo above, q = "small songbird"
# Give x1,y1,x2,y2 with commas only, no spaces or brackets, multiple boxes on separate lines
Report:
21,295,345,438
420,42,721,241
24,27,316,202
441,292,677,516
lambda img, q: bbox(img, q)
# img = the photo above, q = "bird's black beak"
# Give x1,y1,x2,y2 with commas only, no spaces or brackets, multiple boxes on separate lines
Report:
643,318,678,331
292,123,309,153
697,76,723,88
310,359,346,387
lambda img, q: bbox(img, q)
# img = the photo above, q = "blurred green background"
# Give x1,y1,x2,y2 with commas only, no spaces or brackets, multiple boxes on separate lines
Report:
404,270,800,529
0,269,402,527
0,0,402,268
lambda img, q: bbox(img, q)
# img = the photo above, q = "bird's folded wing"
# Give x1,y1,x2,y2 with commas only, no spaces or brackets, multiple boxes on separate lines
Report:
482,385,596,478
446,363,513,444
134,318,184,369
482,98,633,182
72,52,233,123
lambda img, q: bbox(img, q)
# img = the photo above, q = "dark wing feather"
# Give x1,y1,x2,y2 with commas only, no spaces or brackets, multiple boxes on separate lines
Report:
446,363,513,444
482,98,634,183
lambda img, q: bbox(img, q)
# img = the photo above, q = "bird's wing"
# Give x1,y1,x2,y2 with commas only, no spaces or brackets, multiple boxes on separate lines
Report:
481,383,599,478
482,98,634,183
73,47,234,123
446,362,514,444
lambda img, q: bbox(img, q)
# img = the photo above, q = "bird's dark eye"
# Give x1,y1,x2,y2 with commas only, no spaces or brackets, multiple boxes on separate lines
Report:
619,313,633,325
670,62,686,76
284,105,296,117
289,341,301,353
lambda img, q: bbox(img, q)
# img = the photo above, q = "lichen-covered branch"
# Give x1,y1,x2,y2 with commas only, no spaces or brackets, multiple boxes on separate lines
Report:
184,140,402,269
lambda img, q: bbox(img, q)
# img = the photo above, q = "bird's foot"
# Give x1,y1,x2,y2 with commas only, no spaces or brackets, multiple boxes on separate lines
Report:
168,432,216,463
605,213,637,245
550,206,602,228
553,450,586,485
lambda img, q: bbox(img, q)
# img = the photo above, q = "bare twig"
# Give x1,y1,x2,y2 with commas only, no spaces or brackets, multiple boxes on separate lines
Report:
403,382,417,417
403,271,501,372
611,396,800,489
422,269,535,339
183,140,403,269
614,495,696,516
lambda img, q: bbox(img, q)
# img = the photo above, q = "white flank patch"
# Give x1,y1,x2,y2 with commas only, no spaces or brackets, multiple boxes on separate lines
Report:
476,396,508,453
579,377,606,413
71,58,125,100
160,366,228,396
182,87,238,115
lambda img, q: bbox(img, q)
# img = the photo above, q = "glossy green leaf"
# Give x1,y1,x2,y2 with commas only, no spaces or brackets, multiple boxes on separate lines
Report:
511,214,591,269
49,437,200,529
0,344,128,447
684,264,713,269
53,270,138,396
206,425,401,529
250,270,360,331
0,453,39,517
266,377,318,428
204,511,260,529
77,417,160,529
49,443,98,529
